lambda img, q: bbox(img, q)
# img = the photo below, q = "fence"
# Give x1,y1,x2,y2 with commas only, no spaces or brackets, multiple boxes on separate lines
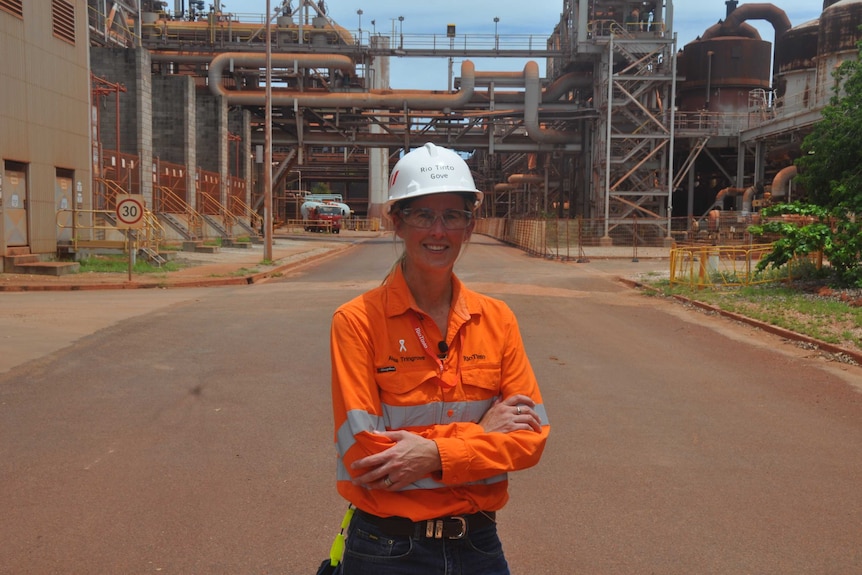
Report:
668,244,818,288
276,217,382,234
669,244,772,288
475,216,711,260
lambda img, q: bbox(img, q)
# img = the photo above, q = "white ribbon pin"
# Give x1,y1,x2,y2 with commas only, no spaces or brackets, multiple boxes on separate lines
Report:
399,339,407,352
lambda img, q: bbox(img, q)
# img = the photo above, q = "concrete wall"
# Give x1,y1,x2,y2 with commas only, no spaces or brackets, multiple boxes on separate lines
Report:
153,74,197,207
0,0,92,266
195,92,227,206
90,47,154,206
153,75,196,166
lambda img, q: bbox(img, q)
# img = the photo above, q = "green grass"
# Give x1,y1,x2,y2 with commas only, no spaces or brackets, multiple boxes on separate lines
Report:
648,280,862,351
77,254,181,274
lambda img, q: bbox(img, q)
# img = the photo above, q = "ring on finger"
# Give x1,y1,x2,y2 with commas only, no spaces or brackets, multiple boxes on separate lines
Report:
516,405,522,415
383,476,393,487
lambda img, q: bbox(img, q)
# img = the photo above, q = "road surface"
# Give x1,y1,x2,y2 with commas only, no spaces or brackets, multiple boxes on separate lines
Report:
1,235,860,574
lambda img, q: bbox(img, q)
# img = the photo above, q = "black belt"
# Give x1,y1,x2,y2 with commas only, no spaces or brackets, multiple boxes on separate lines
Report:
355,509,496,540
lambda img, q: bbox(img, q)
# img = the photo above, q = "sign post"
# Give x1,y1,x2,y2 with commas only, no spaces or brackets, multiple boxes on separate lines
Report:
115,194,145,281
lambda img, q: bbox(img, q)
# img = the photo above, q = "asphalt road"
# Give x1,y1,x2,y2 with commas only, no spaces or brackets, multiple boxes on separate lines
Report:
1,235,860,574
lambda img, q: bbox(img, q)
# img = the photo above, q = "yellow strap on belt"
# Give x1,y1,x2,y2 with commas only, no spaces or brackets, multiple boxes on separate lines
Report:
328,505,355,567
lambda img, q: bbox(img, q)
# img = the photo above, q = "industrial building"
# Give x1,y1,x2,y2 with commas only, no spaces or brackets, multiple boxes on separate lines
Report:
1,0,859,274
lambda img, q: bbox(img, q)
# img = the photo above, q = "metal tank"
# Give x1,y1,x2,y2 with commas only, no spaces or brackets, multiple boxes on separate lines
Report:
677,1,792,113
815,0,862,106
677,36,772,112
773,18,820,115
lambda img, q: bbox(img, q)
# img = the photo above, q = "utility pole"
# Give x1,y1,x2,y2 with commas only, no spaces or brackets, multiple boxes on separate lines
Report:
264,0,273,261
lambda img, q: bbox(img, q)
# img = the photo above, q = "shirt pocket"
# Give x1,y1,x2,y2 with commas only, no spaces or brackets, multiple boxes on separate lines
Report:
375,365,437,396
457,364,502,423
376,367,442,429
460,363,502,395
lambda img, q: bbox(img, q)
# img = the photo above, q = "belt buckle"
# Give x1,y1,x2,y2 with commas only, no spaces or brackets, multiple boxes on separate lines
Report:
447,516,467,539
425,516,467,539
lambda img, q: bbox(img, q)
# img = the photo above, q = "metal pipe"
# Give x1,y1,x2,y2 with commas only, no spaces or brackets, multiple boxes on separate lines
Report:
208,52,475,109
667,31,679,239
494,183,517,192
714,186,747,209
720,3,791,38
701,3,791,39
742,185,756,212
264,0,273,261
770,164,797,200
523,61,571,143
507,173,543,184
705,50,714,110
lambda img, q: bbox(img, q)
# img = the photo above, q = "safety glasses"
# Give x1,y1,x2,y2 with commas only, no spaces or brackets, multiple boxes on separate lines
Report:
399,208,473,230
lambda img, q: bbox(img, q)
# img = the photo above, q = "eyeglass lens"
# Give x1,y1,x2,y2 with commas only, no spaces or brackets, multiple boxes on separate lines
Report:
402,208,472,229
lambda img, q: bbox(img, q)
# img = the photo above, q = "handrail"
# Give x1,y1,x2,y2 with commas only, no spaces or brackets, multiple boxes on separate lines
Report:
199,191,237,237
93,177,128,210
154,185,205,240
230,195,263,234
140,210,166,252
56,208,163,253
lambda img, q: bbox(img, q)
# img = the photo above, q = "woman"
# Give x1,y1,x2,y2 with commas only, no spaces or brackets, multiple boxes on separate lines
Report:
329,143,550,574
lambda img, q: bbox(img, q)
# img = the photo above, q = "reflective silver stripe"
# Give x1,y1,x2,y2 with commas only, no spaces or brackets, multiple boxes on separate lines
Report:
383,398,496,429
336,409,385,457
336,457,508,488
534,403,550,426
337,400,548,458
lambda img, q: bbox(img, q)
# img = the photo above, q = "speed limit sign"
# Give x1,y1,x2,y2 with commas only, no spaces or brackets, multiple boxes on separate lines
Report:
115,195,145,229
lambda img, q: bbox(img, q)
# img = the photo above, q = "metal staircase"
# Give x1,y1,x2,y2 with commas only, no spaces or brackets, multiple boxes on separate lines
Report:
139,246,167,266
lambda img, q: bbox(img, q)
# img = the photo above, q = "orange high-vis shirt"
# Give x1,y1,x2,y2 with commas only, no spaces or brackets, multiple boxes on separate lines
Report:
330,264,550,521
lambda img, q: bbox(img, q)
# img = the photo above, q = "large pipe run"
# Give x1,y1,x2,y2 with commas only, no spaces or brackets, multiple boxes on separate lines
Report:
720,3,791,37
701,3,791,39
209,53,582,145
524,61,572,143
208,52,475,109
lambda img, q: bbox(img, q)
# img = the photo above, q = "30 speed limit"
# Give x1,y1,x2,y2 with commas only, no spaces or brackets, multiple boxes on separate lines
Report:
115,195,145,229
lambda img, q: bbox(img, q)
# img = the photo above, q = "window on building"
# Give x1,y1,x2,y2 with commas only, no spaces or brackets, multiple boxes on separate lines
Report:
53,0,76,45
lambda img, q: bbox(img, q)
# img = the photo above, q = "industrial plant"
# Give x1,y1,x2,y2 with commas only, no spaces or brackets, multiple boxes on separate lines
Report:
1,0,859,274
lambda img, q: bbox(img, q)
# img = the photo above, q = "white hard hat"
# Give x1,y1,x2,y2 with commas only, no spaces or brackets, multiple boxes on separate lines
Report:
385,143,483,215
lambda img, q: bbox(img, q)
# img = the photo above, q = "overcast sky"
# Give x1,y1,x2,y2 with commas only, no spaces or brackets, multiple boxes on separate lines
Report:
216,0,826,89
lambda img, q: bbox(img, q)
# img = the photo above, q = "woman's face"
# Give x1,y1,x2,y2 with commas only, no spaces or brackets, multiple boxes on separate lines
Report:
393,193,474,275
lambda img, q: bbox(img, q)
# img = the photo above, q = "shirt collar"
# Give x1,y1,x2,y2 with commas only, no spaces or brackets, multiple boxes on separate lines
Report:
384,262,478,322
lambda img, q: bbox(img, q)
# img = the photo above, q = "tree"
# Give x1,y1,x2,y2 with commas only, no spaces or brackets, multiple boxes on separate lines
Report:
748,202,833,273
752,41,862,286
311,182,333,195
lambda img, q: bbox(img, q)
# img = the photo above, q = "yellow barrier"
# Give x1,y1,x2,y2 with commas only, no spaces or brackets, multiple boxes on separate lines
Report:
669,244,813,288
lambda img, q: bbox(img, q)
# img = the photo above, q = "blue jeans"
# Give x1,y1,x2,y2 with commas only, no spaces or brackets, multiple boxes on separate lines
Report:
341,511,510,575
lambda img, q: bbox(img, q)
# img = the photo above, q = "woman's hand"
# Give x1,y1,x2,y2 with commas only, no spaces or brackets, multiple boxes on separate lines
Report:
351,430,441,490
479,394,542,433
